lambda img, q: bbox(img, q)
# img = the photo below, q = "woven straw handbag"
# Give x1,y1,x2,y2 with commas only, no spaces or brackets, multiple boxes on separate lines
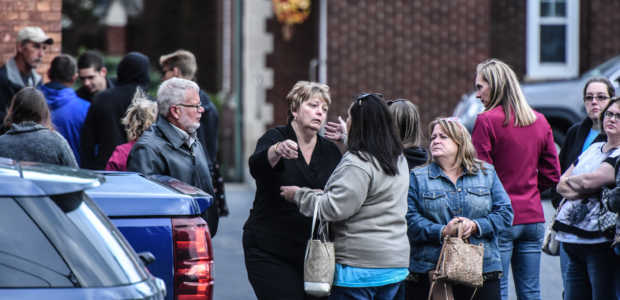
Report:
303,200,335,297
428,222,484,300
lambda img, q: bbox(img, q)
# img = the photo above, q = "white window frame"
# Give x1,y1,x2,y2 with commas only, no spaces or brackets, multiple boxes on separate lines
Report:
526,0,579,80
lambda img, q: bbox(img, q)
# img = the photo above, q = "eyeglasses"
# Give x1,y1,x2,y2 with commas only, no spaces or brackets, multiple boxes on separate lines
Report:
584,95,610,102
355,93,383,105
604,110,620,121
387,99,406,106
175,103,203,111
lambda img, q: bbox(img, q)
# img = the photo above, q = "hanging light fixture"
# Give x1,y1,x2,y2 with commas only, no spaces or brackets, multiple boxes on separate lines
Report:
272,0,311,41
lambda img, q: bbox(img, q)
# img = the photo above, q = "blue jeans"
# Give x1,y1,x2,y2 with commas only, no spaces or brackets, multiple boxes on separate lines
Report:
562,242,619,300
559,242,569,299
498,223,544,300
329,282,402,300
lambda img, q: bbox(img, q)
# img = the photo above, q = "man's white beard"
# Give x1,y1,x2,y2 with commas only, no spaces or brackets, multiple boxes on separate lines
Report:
179,114,200,134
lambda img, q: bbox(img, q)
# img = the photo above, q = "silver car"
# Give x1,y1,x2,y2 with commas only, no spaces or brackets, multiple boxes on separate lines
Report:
453,55,620,148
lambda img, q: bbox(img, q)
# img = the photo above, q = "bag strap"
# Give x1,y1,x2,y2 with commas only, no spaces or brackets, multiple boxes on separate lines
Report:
427,235,449,300
304,200,322,262
310,200,320,239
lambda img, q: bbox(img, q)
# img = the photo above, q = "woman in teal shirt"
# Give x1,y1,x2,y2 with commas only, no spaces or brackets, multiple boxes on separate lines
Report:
281,93,410,299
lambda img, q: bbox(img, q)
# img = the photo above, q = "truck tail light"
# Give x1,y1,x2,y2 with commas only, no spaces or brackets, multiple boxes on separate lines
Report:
172,217,214,300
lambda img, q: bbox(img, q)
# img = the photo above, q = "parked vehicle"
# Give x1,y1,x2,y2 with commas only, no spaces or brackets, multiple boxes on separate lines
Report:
0,158,166,299
86,172,214,300
453,55,620,147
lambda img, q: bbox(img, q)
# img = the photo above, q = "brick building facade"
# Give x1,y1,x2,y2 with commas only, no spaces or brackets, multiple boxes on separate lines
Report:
0,0,62,81
262,0,620,131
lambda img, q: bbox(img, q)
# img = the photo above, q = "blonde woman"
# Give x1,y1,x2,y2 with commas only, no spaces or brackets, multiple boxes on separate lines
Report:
407,118,513,300
244,81,342,300
471,58,560,300
105,90,157,171
387,99,427,169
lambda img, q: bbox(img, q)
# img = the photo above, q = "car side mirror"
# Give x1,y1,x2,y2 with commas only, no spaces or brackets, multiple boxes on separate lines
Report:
137,251,156,266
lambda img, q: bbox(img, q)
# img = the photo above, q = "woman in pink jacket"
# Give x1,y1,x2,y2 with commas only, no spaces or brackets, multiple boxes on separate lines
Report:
471,59,561,300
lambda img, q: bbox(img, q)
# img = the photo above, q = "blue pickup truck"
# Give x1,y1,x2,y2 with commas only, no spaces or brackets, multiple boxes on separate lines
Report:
86,172,215,300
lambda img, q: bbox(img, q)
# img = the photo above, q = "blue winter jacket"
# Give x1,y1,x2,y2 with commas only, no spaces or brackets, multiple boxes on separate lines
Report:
40,82,90,165
407,162,513,274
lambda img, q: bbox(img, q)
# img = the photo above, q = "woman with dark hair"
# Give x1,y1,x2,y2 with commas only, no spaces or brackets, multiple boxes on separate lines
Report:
244,81,342,300
552,76,614,296
281,93,410,299
0,87,77,167
387,98,427,169
555,96,620,300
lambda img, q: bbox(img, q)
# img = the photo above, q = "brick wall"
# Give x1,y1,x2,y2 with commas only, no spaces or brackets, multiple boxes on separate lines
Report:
581,0,620,71
265,2,319,127
326,0,492,128
0,0,62,80
491,0,526,78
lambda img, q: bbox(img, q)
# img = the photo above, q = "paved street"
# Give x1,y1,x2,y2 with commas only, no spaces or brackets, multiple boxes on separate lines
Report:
213,183,563,300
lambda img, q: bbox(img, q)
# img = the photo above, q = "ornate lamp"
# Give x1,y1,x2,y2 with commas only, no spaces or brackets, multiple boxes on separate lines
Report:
272,0,311,41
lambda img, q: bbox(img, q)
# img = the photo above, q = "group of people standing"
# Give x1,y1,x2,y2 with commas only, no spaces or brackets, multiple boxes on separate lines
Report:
244,58,620,300
0,26,228,236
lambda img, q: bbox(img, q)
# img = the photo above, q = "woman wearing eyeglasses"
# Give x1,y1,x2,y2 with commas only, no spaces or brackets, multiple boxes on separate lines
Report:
387,99,427,170
563,78,615,164
551,77,614,295
280,93,410,299
555,97,620,300
244,81,343,300
471,58,561,300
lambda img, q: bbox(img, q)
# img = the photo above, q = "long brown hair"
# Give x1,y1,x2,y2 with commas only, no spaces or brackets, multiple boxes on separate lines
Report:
3,87,53,130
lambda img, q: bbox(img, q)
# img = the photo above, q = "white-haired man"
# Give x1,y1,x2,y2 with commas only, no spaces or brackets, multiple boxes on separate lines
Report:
127,77,219,236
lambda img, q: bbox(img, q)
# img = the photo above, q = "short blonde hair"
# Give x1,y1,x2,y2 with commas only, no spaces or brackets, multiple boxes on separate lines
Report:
123,89,158,141
286,81,331,122
476,58,536,127
388,99,423,148
428,118,486,174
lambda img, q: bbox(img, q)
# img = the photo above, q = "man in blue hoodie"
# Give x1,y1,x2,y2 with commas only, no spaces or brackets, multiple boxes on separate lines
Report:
40,54,90,165
80,52,151,170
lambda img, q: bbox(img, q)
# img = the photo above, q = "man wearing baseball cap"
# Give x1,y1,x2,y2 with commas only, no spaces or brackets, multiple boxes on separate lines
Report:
0,26,54,125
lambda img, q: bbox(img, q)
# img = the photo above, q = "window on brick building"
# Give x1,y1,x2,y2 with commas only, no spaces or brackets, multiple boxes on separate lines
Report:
526,0,579,80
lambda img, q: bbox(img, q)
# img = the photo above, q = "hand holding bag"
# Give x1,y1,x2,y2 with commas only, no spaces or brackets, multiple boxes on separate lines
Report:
428,222,484,300
303,200,335,297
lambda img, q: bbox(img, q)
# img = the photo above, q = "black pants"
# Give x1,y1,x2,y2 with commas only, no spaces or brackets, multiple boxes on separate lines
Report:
243,230,325,300
405,274,500,300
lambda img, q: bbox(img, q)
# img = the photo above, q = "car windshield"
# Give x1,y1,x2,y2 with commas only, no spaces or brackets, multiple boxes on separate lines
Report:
582,55,620,78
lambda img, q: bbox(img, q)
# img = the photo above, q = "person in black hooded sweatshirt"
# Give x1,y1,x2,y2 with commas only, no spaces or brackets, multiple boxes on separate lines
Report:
387,99,427,170
80,52,151,170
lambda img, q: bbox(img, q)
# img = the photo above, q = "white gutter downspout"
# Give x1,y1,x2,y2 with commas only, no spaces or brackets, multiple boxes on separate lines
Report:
318,0,327,84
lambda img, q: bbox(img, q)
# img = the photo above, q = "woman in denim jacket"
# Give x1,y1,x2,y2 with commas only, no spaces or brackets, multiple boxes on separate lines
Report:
406,118,514,300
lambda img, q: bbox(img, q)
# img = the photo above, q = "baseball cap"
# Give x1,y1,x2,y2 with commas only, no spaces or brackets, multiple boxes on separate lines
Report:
17,26,53,45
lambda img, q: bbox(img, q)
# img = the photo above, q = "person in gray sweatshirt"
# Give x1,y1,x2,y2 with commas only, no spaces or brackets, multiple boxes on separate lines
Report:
281,93,410,299
0,87,77,167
